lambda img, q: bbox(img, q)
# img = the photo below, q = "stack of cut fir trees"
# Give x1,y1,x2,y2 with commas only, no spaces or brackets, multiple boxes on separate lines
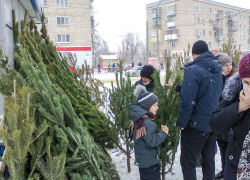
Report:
0,11,120,180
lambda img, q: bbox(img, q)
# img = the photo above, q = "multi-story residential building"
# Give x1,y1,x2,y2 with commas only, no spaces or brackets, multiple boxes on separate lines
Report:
44,0,94,68
146,0,250,61
0,0,44,115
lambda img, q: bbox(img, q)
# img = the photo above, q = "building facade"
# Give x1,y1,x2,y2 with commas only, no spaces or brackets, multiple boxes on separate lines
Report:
146,0,250,60
44,0,94,68
0,0,44,115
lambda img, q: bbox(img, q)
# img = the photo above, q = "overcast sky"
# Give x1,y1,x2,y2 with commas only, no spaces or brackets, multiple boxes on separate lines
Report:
93,0,250,52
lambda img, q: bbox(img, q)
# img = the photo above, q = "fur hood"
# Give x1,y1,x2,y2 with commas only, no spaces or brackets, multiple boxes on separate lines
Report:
221,72,242,102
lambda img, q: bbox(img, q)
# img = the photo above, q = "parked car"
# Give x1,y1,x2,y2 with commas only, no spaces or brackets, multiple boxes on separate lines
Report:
124,66,132,72
125,66,143,77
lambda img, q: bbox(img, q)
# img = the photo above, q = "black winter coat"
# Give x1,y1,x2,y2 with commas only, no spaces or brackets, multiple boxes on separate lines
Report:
134,79,155,92
210,72,250,176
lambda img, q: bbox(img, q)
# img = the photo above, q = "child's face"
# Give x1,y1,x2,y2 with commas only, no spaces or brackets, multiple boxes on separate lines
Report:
149,102,159,116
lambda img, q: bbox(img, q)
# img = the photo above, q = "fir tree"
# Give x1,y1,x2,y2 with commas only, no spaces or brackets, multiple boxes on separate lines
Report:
12,9,19,44
109,63,137,173
40,13,47,39
152,48,190,180
221,37,242,66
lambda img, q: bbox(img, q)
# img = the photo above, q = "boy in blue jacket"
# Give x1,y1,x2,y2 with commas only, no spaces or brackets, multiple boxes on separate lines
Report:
129,85,169,180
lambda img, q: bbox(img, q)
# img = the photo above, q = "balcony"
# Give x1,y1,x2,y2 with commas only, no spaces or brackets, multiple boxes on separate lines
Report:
215,35,223,41
20,0,43,23
216,14,223,19
167,10,176,16
232,26,238,32
213,23,223,30
150,29,163,43
165,34,178,41
167,22,176,28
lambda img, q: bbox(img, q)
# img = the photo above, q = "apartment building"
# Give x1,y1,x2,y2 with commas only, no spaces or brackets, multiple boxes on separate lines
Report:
44,0,94,67
146,0,250,60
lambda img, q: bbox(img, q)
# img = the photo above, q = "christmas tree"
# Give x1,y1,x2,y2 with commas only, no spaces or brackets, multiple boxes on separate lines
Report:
109,63,137,173
152,49,190,180
221,37,242,66
0,11,120,179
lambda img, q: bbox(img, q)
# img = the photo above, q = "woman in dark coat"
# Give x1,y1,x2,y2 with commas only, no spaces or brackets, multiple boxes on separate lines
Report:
210,53,250,180
215,53,236,179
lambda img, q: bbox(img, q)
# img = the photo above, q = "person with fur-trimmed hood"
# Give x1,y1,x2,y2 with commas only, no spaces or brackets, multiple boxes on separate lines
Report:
129,85,169,180
215,53,236,179
210,53,250,180
134,65,156,92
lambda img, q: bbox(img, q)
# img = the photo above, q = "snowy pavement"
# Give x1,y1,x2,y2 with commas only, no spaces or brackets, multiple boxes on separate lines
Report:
109,143,222,180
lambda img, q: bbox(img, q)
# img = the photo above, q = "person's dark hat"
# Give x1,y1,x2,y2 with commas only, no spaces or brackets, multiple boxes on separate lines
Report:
192,40,209,55
239,53,250,79
180,61,194,70
140,65,156,80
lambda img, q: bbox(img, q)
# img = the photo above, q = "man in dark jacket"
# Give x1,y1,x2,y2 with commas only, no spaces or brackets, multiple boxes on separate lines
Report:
134,65,156,92
179,40,223,180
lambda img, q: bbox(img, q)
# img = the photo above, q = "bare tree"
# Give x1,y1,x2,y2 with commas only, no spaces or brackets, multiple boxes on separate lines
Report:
118,32,147,65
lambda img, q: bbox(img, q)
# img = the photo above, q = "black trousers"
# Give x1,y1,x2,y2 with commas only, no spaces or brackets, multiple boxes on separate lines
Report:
139,163,161,180
217,139,229,173
180,126,217,180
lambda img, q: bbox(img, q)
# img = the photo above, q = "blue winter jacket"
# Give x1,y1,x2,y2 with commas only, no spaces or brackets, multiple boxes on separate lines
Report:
179,51,223,132
130,104,168,168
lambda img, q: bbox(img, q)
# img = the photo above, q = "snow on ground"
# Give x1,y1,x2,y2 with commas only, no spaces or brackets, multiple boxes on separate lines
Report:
96,72,221,180
108,144,222,180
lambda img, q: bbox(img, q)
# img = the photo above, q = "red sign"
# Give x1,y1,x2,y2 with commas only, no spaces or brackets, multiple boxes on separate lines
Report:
56,47,91,51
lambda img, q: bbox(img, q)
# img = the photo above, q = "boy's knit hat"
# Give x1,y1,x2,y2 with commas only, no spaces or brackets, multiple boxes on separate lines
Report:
134,85,158,111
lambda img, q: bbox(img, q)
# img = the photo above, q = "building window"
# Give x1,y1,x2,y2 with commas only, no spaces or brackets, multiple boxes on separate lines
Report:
209,42,211,48
240,15,242,19
225,33,228,38
214,42,218,48
214,9,217,14
244,35,246,39
194,17,200,24
44,0,48,7
45,17,49,25
167,4,175,10
57,17,69,25
202,7,205,12
203,30,205,36
202,19,205,24
240,35,241,39
169,17,175,22
171,42,175,48
58,34,70,43
194,5,200,12
209,8,212,13
240,25,242,29
244,16,246,20
56,0,68,7
244,25,246,30
150,30,158,36
209,31,212,36
195,30,200,36
220,43,223,48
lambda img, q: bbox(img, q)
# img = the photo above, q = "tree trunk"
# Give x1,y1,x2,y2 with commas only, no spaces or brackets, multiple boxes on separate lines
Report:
162,162,166,180
125,132,131,173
